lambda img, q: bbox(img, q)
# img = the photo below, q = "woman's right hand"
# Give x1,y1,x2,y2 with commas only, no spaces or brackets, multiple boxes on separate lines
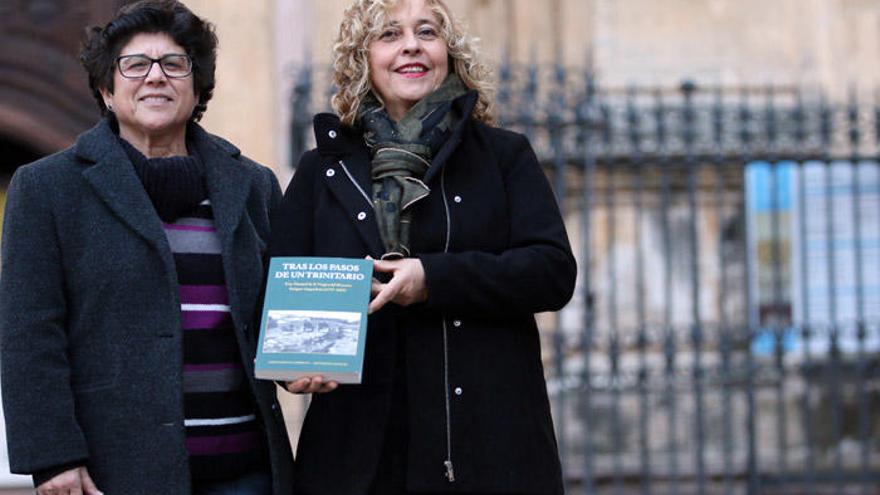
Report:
37,466,102,495
285,376,338,394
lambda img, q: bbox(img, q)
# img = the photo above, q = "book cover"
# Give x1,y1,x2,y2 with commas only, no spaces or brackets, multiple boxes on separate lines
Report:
255,257,373,383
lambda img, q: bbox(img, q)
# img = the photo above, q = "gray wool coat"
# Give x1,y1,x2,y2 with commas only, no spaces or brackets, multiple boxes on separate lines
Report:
0,119,293,494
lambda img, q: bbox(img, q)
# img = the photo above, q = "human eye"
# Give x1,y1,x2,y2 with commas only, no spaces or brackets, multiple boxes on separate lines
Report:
417,24,439,39
162,56,184,70
161,55,191,75
120,56,148,72
378,26,400,41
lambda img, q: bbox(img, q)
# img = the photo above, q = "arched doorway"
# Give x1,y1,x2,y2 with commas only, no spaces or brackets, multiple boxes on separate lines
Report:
0,1,129,153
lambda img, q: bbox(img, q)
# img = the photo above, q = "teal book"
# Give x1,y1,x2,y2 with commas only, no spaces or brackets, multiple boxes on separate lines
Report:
255,257,373,383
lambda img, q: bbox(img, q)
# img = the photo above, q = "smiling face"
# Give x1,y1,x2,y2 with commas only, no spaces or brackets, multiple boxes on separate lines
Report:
367,0,449,121
100,32,197,144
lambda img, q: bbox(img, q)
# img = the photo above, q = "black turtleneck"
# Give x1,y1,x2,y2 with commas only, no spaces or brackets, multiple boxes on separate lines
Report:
118,137,207,223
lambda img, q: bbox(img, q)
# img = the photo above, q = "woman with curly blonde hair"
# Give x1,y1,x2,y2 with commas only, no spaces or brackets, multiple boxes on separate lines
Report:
331,0,495,126
270,0,575,493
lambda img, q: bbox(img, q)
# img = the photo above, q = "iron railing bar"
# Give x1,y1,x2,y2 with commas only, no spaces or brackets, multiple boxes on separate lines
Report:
289,64,313,170
605,152,624,495
593,84,625,495
765,86,790,478
739,88,761,495
847,90,872,495
655,88,681,494
578,73,598,495
818,97,844,493
794,90,817,495
712,87,736,495
682,81,707,495
520,63,539,146
627,86,653,495
549,63,568,483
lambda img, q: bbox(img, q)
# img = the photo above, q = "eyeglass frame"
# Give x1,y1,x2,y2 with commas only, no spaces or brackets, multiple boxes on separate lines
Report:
115,53,194,79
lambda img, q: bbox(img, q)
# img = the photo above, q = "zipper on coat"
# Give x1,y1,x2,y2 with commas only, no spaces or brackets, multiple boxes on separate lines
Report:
338,160,372,206
343,155,455,479
440,168,455,482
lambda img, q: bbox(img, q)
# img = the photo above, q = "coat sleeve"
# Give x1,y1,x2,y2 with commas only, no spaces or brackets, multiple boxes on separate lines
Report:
265,166,283,218
0,165,90,474
269,150,318,257
419,132,577,316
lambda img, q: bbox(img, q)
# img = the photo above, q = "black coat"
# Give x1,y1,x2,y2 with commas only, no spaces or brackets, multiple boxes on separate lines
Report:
0,119,294,494
270,93,576,495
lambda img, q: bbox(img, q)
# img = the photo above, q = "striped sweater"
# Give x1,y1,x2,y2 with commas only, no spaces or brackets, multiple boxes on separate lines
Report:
118,139,266,480
167,199,266,480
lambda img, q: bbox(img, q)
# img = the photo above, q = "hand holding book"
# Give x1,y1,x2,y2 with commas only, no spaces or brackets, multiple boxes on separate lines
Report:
284,376,338,394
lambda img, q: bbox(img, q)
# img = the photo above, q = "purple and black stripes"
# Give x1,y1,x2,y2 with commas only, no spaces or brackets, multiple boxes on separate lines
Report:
166,200,265,481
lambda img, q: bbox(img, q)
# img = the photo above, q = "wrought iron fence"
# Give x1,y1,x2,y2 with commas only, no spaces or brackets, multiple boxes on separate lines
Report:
288,64,880,494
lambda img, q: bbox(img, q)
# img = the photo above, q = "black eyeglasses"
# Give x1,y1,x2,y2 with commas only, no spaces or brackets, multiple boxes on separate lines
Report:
116,54,193,79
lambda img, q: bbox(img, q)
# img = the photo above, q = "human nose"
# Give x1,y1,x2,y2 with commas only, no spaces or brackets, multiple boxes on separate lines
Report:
401,29,421,54
143,60,167,83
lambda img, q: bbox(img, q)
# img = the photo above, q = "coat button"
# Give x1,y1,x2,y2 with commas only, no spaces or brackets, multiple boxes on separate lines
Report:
328,129,338,139
453,195,462,203
453,319,462,327
326,168,336,177
357,211,367,221
454,387,463,396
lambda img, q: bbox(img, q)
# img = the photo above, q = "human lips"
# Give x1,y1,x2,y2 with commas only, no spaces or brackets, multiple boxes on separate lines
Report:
394,63,429,78
138,93,174,104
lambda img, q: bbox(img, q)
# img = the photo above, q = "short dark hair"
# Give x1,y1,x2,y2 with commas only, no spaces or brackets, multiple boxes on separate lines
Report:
80,0,218,122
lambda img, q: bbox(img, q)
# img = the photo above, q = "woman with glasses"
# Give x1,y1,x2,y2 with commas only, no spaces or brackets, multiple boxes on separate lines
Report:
0,1,292,494
270,0,576,493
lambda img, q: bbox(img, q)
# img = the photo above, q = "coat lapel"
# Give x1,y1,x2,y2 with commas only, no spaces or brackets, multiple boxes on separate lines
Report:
313,114,385,258
325,153,385,258
77,120,173,267
190,125,254,330
194,126,251,252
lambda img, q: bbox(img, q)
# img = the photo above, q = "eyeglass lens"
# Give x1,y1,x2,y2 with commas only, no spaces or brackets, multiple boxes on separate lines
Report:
118,54,192,78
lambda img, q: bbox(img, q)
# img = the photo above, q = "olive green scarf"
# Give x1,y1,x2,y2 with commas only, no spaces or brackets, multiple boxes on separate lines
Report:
358,74,467,259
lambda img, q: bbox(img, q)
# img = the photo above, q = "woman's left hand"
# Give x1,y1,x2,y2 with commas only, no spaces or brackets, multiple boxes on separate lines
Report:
284,376,338,394
369,258,428,314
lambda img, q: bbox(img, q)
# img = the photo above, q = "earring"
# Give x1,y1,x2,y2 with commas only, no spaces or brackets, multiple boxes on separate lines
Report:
106,103,113,112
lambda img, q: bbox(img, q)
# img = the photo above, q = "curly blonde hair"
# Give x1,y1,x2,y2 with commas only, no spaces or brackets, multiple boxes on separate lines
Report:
331,0,495,126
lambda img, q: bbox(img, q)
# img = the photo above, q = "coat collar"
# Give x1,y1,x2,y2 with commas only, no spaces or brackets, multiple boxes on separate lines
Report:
310,92,478,258
312,90,478,185
75,119,253,258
